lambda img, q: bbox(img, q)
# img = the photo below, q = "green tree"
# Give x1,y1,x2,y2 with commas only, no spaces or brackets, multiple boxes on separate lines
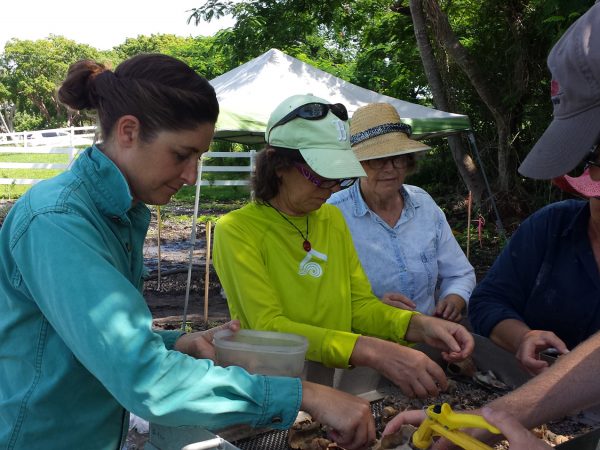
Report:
113,33,228,79
412,0,593,193
188,0,355,73
190,0,593,202
0,35,104,130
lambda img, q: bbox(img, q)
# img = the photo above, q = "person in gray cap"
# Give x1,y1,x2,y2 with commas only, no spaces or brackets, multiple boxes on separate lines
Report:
383,3,600,449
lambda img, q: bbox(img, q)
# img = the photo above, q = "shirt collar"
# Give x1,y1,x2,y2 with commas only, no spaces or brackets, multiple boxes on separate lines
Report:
350,182,420,220
561,201,590,238
71,145,137,221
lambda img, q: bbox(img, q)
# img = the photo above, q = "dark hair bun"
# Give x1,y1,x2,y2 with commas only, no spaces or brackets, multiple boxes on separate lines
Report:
58,60,109,111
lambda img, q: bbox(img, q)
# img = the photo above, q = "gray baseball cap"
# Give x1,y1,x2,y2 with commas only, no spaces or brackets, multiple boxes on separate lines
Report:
519,3,600,179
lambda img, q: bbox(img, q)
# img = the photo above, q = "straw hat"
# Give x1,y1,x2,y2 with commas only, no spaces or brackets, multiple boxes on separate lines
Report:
349,103,430,161
552,168,600,198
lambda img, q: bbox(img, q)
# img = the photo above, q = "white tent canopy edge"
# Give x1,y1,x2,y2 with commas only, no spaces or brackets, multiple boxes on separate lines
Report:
212,48,471,144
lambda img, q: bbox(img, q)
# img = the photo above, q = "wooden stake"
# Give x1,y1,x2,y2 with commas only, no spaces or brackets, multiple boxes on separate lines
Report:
157,206,162,290
466,191,472,260
203,221,213,322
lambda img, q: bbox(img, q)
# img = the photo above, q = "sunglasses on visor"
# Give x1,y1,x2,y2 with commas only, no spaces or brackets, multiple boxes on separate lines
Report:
271,102,349,132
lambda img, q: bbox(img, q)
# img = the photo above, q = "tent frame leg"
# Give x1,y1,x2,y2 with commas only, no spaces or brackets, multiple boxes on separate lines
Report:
466,131,505,238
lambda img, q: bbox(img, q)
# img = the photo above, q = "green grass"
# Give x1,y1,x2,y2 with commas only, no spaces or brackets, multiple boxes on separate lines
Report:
0,152,72,199
172,185,251,203
0,169,64,178
0,153,70,163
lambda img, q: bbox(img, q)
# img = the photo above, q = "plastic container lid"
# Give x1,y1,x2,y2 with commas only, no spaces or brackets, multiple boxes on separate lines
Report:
214,329,308,353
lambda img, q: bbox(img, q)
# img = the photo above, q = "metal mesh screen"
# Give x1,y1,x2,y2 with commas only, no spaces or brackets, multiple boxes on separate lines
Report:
233,399,385,450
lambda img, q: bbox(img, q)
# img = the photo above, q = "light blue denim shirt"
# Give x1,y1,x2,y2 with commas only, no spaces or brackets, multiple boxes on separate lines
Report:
328,182,475,315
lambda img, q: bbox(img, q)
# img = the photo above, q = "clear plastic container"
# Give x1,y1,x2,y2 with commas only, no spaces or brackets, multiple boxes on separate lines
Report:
213,329,308,377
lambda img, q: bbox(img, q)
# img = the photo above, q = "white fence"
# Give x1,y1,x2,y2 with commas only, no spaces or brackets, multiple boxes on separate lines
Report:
0,126,96,185
0,127,255,187
199,151,255,186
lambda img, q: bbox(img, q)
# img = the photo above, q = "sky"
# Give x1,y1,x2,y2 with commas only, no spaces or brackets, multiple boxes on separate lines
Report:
0,0,235,51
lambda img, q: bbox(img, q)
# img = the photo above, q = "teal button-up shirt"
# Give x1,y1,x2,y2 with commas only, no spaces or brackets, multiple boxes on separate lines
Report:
0,146,301,449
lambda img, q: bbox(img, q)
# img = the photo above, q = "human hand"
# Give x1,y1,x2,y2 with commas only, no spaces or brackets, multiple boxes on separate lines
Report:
174,320,241,360
481,407,552,449
406,315,474,362
352,336,448,398
381,292,416,311
383,408,503,450
516,330,569,375
300,381,375,450
434,294,466,322
382,409,426,435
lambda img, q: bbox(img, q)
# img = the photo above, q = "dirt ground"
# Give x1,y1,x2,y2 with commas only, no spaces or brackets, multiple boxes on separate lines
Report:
143,203,232,332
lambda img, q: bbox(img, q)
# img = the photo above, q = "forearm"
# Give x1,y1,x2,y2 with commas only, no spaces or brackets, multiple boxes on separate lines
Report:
349,335,385,368
488,331,600,428
489,319,530,354
404,314,427,343
351,298,415,345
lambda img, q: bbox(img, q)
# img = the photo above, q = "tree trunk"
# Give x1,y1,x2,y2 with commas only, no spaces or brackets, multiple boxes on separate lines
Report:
0,110,10,133
409,0,485,202
497,122,511,192
30,96,51,123
421,0,514,191
0,103,15,133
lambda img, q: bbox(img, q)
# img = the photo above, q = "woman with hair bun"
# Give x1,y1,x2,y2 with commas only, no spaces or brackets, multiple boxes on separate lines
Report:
0,55,375,450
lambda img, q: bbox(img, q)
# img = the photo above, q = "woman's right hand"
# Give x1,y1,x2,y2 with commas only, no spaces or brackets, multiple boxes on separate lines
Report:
351,336,448,398
300,381,375,450
516,330,569,375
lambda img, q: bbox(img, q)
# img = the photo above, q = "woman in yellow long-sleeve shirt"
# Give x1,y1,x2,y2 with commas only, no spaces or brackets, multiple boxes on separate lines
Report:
213,94,474,399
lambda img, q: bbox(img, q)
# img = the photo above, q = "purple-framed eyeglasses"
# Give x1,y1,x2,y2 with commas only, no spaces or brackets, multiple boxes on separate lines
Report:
294,163,356,189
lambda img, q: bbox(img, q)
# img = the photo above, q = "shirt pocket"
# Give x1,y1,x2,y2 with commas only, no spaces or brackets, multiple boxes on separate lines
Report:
419,247,437,297
11,266,23,289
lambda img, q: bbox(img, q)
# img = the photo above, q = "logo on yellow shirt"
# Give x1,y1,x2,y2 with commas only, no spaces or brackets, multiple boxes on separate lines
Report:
298,248,328,278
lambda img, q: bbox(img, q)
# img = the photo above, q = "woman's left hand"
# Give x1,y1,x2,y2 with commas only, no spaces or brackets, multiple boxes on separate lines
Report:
406,315,474,362
434,294,466,322
174,320,241,360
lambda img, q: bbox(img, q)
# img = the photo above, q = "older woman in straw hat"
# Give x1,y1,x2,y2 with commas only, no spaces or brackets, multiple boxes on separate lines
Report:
328,102,475,322
469,166,600,375
213,94,475,401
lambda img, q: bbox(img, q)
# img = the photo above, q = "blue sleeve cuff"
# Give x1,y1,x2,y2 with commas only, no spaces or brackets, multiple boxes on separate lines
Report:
256,375,302,430
155,330,186,350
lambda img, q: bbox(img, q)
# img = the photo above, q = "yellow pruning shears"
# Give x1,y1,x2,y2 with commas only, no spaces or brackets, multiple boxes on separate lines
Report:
412,403,501,450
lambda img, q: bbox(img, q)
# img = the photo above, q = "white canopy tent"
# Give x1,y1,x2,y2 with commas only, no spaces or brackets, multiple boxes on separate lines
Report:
212,48,471,143
209,48,500,234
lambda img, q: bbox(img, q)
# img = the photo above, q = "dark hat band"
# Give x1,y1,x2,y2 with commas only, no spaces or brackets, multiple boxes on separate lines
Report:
350,122,412,145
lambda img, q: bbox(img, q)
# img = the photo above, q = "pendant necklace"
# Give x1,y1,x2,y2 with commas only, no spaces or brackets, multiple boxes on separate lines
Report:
267,202,311,252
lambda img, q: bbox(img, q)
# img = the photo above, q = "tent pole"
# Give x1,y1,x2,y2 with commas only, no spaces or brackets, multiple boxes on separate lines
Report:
182,158,205,330
466,132,505,238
